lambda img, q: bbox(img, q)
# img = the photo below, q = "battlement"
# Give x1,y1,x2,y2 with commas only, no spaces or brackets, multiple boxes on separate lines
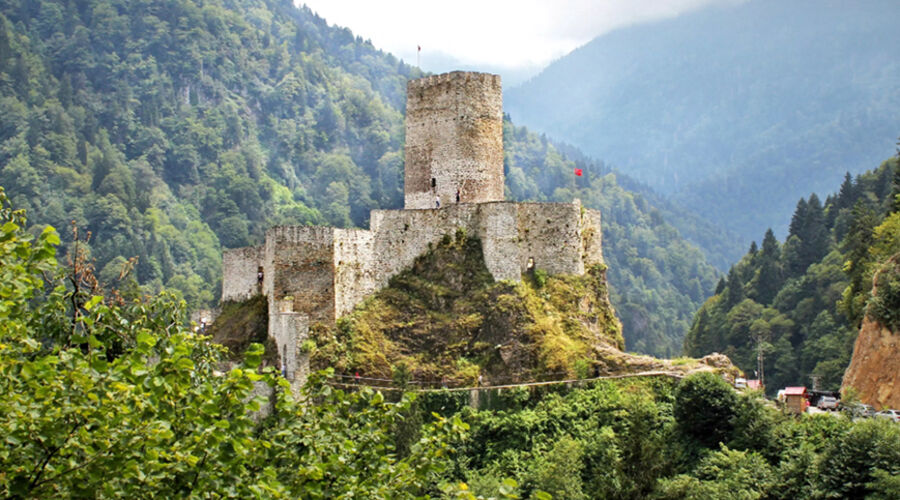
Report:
406,71,501,94
266,225,334,245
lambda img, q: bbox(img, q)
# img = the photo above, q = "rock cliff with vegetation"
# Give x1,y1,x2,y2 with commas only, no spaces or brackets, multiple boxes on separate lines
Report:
309,229,737,386
310,230,622,384
842,253,900,409
685,155,900,393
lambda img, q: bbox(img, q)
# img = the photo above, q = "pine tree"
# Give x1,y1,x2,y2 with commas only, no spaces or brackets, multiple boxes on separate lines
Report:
714,277,726,295
841,200,880,324
753,228,783,305
891,158,900,214
801,193,830,266
724,266,745,309
788,198,808,239
836,172,855,211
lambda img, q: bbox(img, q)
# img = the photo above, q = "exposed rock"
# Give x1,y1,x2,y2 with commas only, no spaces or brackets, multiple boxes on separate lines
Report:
594,346,741,379
842,317,900,410
698,352,736,370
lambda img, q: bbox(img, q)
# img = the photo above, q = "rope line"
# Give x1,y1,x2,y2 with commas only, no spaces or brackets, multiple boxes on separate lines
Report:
325,370,685,393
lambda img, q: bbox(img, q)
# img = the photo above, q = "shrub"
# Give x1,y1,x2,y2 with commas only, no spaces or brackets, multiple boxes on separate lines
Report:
674,372,738,448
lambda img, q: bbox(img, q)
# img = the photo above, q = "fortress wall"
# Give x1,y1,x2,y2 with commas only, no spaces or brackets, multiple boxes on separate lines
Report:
514,202,586,276
265,226,336,324
581,208,604,267
333,229,376,318
369,204,484,289
405,72,504,209
222,245,264,302
475,203,522,282
268,307,309,392
367,202,595,294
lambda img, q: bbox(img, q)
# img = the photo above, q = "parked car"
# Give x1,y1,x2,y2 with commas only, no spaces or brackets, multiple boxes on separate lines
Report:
875,409,900,422
735,377,747,389
817,396,839,411
840,403,875,419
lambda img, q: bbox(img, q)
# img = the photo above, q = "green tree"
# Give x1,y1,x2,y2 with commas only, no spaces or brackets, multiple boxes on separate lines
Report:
0,190,464,497
814,419,900,499
751,228,783,305
674,372,738,448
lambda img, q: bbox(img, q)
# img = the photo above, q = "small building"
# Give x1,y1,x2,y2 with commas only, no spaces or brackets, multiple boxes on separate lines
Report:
746,379,763,391
783,386,809,414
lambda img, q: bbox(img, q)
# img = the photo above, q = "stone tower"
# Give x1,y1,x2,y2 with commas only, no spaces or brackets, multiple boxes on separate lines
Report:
404,71,504,209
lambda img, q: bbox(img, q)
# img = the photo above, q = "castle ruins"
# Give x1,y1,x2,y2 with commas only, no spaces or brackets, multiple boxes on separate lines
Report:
221,71,604,391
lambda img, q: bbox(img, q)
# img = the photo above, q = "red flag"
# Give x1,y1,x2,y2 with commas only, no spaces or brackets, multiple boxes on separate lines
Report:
574,168,583,177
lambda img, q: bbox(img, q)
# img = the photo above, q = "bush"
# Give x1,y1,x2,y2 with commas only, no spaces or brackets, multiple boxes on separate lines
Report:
813,418,900,499
655,446,774,500
674,372,738,448
867,257,900,331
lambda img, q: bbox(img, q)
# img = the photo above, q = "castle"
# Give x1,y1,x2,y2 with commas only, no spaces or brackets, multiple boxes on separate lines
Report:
221,71,604,390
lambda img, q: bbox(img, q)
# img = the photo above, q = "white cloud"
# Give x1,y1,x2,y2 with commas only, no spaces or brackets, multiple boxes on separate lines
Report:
297,0,744,74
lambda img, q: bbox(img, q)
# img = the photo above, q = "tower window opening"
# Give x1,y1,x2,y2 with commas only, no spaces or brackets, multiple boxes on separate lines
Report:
431,177,436,188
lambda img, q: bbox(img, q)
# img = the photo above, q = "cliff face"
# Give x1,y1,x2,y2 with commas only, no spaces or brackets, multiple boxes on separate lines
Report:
842,318,900,410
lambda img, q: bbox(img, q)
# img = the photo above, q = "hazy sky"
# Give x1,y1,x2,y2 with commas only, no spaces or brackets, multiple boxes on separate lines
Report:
297,0,745,83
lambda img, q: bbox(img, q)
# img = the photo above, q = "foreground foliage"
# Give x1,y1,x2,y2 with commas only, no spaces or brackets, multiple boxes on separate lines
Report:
438,373,900,500
0,189,465,498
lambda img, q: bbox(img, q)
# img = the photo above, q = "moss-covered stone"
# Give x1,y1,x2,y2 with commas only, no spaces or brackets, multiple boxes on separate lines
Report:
311,231,623,385
207,295,277,367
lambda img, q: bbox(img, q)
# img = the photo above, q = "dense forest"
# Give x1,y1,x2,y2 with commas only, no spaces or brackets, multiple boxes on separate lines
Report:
3,200,898,497
0,0,721,356
506,0,900,246
684,156,900,392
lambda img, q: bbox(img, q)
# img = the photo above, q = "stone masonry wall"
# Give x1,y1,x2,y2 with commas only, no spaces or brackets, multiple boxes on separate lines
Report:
269,297,310,395
265,226,336,325
222,245,264,302
368,200,600,290
581,208,604,267
514,202,586,277
333,229,377,318
405,72,504,209
370,203,482,289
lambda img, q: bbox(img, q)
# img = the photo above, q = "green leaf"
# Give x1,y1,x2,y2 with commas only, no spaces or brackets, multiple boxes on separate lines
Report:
84,295,104,311
136,332,156,348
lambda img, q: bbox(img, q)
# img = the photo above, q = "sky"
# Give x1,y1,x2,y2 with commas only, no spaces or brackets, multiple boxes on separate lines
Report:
297,0,745,85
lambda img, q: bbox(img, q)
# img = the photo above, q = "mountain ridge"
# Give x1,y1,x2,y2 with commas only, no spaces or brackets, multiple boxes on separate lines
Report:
506,0,900,243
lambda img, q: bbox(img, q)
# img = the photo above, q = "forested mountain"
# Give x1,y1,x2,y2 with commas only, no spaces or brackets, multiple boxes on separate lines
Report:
683,155,900,392
0,0,720,356
506,0,900,247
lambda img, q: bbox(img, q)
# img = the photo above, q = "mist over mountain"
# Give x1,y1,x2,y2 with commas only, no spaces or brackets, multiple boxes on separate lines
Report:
506,0,900,243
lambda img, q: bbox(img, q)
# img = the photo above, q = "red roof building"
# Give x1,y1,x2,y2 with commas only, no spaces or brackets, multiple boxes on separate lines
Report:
783,386,809,414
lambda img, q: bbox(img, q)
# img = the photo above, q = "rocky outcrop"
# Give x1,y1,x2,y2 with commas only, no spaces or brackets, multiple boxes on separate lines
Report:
842,317,900,410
